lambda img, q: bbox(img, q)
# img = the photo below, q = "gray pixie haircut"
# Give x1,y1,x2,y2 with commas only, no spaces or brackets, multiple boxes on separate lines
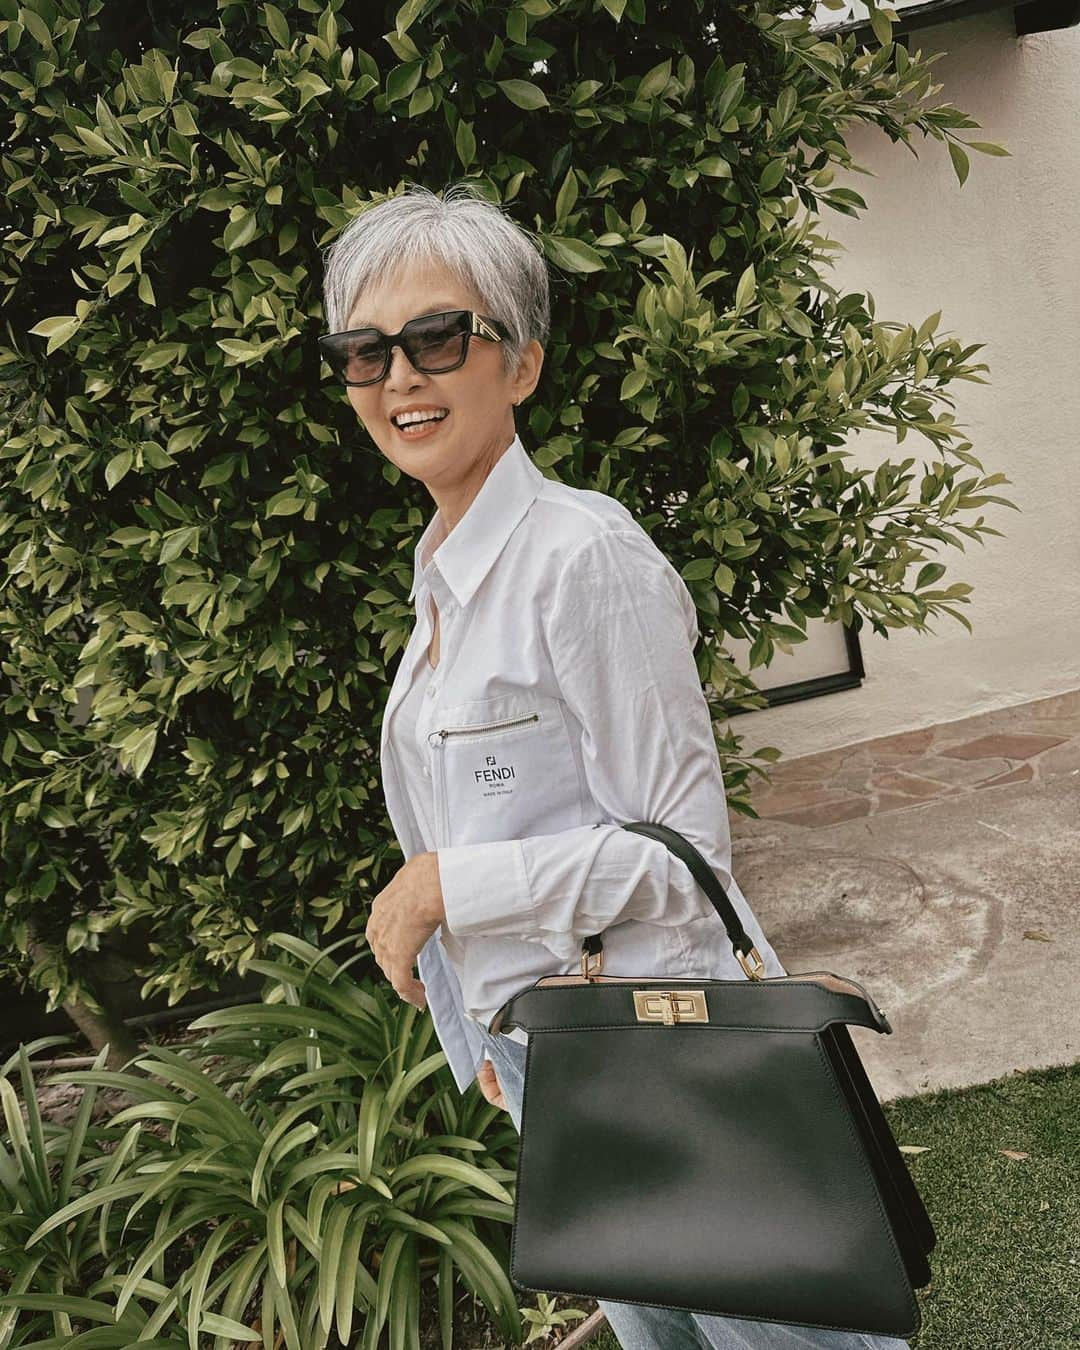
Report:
320,182,551,379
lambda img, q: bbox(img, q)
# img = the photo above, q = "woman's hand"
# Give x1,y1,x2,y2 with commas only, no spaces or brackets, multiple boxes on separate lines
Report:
476,1058,507,1110
365,852,446,1009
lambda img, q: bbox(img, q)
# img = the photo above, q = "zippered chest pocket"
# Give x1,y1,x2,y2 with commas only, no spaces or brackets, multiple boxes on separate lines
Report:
427,695,584,846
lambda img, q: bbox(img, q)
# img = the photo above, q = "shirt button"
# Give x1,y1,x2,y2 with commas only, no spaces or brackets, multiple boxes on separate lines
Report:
423,766,431,778
425,683,438,698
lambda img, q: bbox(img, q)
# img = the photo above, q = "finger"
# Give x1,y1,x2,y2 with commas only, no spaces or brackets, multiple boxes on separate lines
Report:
363,921,381,965
385,953,418,996
481,1080,506,1109
481,1062,507,1110
391,971,427,1008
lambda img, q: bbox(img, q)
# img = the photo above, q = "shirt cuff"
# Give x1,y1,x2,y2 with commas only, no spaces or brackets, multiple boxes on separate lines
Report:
436,838,538,939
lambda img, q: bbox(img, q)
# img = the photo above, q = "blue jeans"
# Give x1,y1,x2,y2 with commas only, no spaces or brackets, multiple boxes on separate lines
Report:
475,1025,913,1350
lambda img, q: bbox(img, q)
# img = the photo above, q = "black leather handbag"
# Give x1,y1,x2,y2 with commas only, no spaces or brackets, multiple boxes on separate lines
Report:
488,820,935,1340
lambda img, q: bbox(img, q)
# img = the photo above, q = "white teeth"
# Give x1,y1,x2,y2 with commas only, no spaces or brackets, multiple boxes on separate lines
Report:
394,409,449,428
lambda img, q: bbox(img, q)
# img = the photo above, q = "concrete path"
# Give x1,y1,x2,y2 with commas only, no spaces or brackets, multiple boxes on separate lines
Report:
729,688,1080,1101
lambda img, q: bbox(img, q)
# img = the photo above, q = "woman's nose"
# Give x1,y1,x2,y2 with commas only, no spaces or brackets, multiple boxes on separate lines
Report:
385,342,423,389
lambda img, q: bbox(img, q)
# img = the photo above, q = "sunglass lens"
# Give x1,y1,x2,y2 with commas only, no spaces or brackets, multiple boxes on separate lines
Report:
334,332,387,384
407,312,469,371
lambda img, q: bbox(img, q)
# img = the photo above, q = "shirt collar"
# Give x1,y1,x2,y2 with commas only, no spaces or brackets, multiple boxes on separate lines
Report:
408,432,545,609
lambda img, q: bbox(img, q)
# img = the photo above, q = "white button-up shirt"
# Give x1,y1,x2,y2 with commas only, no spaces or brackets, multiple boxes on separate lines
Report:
378,432,788,1094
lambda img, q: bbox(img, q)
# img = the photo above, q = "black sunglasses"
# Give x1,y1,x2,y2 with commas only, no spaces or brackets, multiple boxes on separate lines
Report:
317,308,510,387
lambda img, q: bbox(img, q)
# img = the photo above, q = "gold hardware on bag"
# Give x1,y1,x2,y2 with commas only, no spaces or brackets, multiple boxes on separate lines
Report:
582,947,604,979
737,945,766,981
633,990,708,1024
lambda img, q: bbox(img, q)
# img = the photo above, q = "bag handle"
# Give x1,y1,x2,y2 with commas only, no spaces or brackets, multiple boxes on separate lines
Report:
580,821,766,981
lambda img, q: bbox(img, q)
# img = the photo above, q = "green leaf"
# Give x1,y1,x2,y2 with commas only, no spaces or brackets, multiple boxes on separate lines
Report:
395,0,429,37
28,315,81,353
166,424,206,455
223,210,258,252
635,59,671,102
356,1082,385,1179
318,1202,351,1333
200,455,241,488
760,157,787,192
372,1229,408,1339
544,235,605,273
76,125,117,157
734,263,756,312
266,1194,288,1288
407,84,434,118
336,1208,378,1342
948,140,970,187
217,338,271,364
266,492,306,517
159,526,199,564
714,562,736,595
555,167,579,223
28,314,78,339
295,70,332,106
455,118,476,169
201,1312,262,1338
128,726,158,779
916,562,946,589
711,75,745,125
438,1218,520,1330
105,451,133,489
382,1205,451,1245
188,1216,239,1348
136,342,187,371
41,806,77,827
110,526,152,545
19,7,55,47
263,3,290,45
681,559,715,581
966,141,1011,157
388,1154,512,1204
386,61,423,104
868,2,894,46
497,79,549,110
25,1178,150,1248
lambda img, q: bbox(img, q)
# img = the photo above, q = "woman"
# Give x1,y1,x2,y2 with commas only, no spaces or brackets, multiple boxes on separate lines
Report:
318,182,911,1350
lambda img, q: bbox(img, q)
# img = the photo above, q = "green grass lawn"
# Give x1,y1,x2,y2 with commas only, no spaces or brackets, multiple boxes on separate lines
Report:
586,1061,1078,1350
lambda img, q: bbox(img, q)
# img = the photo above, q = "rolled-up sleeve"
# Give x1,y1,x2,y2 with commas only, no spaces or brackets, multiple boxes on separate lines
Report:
437,528,733,958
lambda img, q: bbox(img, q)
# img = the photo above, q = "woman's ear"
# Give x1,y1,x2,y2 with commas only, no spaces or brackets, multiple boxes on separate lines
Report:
511,339,545,406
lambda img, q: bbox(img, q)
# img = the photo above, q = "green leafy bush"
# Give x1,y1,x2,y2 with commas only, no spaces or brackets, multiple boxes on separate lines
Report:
0,0,1014,1048
0,935,523,1349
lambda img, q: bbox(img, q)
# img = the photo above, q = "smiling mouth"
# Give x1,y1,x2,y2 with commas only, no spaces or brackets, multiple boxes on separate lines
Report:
391,410,450,431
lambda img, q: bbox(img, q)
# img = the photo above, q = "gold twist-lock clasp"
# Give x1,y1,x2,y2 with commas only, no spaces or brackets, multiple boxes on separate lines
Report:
633,990,708,1025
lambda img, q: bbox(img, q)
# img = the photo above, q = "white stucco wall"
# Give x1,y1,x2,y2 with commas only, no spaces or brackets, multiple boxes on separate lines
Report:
732,6,1080,759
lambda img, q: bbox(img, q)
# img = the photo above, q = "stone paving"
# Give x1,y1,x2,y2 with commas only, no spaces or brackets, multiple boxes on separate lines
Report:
725,687,1080,1100
730,687,1080,835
